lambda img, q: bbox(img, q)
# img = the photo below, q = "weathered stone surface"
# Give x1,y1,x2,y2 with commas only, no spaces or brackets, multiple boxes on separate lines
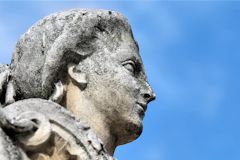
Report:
0,9,155,160
3,99,112,160
0,65,9,105
11,9,131,99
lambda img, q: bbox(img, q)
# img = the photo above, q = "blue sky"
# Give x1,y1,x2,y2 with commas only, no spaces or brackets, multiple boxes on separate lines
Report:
0,1,240,160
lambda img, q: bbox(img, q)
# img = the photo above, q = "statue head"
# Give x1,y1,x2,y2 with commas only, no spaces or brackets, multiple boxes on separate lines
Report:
9,9,155,151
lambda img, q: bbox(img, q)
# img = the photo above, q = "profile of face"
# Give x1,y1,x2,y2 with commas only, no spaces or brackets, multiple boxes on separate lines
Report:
65,30,156,145
9,9,156,152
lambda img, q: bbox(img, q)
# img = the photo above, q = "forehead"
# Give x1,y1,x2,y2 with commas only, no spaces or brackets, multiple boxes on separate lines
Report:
78,32,148,80
82,29,144,69
109,31,141,63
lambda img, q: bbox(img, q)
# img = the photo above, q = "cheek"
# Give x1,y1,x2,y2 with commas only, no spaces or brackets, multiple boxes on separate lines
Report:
107,77,140,113
114,72,140,99
87,75,140,116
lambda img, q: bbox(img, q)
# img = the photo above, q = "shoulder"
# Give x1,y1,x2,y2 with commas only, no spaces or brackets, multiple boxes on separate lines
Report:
2,98,115,160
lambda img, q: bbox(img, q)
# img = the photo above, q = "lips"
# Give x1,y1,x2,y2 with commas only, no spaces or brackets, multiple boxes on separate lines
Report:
136,102,147,112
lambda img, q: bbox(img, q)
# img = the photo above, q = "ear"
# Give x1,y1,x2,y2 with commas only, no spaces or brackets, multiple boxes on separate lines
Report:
68,64,88,90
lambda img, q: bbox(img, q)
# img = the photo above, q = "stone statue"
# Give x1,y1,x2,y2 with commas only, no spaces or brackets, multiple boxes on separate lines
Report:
0,9,155,160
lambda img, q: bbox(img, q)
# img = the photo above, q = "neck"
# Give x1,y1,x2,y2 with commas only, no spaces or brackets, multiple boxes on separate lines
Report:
65,80,117,155
87,113,117,155
69,102,117,155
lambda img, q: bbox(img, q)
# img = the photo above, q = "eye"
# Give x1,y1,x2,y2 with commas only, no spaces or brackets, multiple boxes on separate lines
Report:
122,60,136,75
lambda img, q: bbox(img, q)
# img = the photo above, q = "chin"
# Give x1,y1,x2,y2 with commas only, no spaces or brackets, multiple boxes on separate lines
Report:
127,120,143,140
117,118,143,145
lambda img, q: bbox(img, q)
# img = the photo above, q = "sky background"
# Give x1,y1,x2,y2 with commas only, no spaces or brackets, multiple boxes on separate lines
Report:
0,1,240,160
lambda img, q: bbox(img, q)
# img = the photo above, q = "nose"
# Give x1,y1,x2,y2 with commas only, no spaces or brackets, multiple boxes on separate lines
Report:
141,82,156,103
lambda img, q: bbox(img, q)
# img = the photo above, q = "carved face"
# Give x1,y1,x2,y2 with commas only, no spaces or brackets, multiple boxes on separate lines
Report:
65,31,155,145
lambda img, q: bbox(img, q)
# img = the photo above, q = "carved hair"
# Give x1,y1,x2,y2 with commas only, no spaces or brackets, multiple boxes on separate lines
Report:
10,9,133,100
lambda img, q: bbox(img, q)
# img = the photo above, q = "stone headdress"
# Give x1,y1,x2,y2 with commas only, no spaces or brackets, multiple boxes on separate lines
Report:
10,9,132,100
